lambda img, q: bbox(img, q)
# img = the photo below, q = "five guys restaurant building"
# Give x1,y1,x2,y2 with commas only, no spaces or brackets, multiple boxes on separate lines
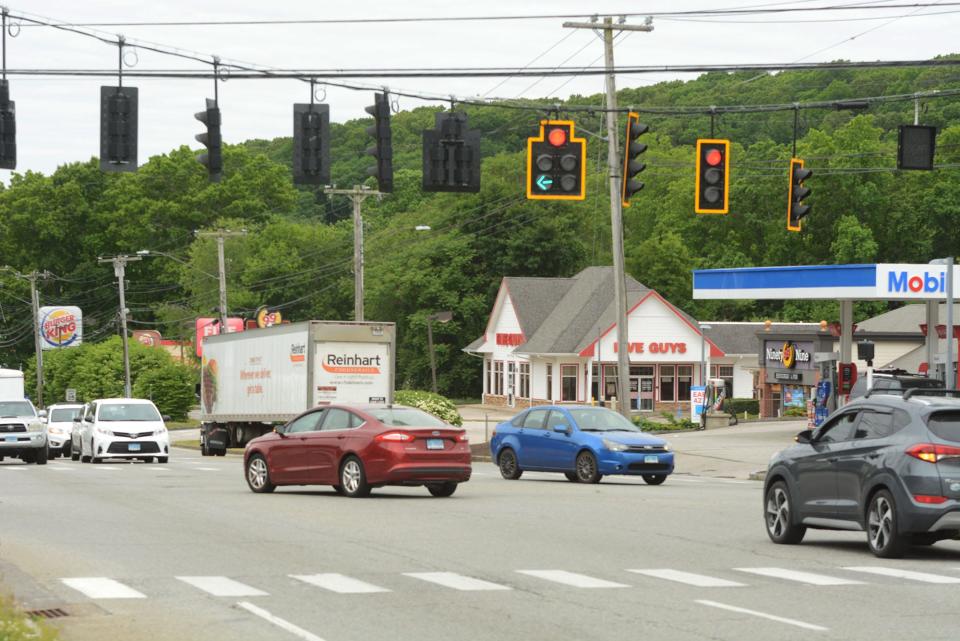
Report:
465,267,748,413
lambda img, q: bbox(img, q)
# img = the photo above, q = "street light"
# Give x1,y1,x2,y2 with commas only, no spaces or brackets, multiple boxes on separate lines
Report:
930,257,955,387
414,225,432,231
426,311,453,394
699,323,712,386
137,249,219,280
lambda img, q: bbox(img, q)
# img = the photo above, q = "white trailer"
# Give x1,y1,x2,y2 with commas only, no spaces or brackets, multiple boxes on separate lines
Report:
0,369,25,400
199,321,396,455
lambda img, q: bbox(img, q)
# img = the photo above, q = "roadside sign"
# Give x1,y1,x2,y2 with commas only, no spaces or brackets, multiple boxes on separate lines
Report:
65,388,76,402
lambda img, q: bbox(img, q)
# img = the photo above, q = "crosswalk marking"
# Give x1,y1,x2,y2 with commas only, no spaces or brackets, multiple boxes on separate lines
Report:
292,573,390,594
176,576,268,597
843,566,960,584
404,572,511,591
696,600,828,632
196,467,220,471
628,569,745,588
735,568,864,586
516,570,629,588
61,577,146,599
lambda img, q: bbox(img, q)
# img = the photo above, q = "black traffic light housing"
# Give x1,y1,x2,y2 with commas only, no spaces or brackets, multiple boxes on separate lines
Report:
695,139,729,214
422,111,481,193
621,111,648,207
293,103,330,185
195,98,222,182
0,79,15,169
787,157,812,232
365,92,393,193
100,86,138,172
526,120,586,201
897,124,937,170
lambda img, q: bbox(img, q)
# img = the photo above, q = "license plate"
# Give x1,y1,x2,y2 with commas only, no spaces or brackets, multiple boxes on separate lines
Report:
426,439,445,450
644,455,659,464
4,436,15,442
129,443,141,452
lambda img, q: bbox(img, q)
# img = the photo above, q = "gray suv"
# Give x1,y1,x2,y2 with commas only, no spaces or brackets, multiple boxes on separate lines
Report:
0,399,48,464
849,369,943,399
765,389,960,557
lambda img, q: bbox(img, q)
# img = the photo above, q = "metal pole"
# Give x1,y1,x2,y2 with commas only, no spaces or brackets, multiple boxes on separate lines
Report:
427,318,437,394
700,329,706,387
353,189,364,321
216,235,228,330
947,256,955,388
117,259,132,397
28,273,43,407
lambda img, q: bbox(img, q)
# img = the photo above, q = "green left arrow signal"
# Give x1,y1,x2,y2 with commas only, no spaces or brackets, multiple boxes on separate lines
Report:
536,175,553,191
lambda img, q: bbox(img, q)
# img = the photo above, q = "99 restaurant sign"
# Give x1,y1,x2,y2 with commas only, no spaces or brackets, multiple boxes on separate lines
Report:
764,340,813,370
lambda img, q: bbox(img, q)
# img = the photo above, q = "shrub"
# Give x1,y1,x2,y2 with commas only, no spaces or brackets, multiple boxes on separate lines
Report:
132,360,196,420
0,594,59,641
784,406,808,417
724,398,759,416
394,390,463,426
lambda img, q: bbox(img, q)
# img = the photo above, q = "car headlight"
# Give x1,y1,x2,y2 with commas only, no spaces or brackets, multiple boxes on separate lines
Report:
154,428,167,436
602,438,629,452
663,443,672,452
95,427,111,436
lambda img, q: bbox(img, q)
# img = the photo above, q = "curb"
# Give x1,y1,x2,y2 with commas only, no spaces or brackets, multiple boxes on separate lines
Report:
748,468,767,482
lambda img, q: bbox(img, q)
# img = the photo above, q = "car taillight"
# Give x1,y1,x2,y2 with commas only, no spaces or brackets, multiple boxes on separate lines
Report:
906,443,960,463
375,431,414,443
914,494,948,504
457,433,468,442
491,428,497,438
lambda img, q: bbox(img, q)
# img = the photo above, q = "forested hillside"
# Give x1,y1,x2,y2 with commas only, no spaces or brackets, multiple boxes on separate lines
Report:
2,62,960,396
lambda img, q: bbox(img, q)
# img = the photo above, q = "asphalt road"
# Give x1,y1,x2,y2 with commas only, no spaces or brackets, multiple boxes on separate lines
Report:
4,433,960,641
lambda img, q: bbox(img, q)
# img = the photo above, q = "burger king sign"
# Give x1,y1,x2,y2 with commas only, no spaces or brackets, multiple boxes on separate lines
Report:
39,306,82,350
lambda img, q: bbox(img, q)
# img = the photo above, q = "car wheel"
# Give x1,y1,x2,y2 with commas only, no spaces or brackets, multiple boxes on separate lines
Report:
764,481,806,544
575,451,602,484
21,450,36,464
867,489,906,558
498,448,522,480
201,439,210,456
143,457,154,463
564,472,579,482
62,444,71,458
215,448,226,457
245,454,275,493
157,457,168,464
36,447,48,465
427,482,458,497
339,456,371,498
643,474,666,485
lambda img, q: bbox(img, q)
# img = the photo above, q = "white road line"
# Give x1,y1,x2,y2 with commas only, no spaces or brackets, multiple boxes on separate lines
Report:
404,572,511,591
50,466,76,471
196,467,220,471
292,573,390,594
61,577,146,599
237,601,326,641
1,466,27,470
176,576,268,597
696,599,828,632
735,568,863,586
844,566,960,584
91,466,119,471
516,570,629,588
628,569,745,588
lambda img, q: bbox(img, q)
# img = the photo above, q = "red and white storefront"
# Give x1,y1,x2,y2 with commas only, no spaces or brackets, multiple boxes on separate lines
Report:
467,276,724,413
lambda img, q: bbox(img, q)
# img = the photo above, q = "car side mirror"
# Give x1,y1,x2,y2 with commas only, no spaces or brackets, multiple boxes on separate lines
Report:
161,415,171,422
274,427,286,438
38,409,47,418
795,430,812,444
552,424,570,434
85,415,93,423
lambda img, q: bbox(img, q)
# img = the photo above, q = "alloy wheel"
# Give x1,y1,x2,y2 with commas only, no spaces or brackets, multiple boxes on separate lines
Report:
868,495,893,552
342,460,361,494
766,487,789,539
248,457,268,490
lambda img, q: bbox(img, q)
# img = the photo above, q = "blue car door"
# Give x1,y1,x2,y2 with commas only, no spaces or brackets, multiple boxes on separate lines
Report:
518,409,550,468
542,410,577,470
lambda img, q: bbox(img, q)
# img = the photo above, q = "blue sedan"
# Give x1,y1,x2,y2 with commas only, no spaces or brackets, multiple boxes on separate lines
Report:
489,405,674,485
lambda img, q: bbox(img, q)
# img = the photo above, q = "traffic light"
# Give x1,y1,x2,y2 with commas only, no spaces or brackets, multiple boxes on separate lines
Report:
194,98,222,182
526,120,586,200
99,86,138,172
695,139,729,214
365,92,393,193
0,80,15,169
292,103,330,185
422,111,481,193
787,157,812,232
621,111,648,207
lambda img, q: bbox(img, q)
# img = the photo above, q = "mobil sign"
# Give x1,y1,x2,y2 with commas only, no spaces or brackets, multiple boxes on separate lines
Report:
878,263,960,300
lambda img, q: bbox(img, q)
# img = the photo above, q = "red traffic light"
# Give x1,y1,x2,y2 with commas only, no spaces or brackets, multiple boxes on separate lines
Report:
705,148,723,166
547,128,567,147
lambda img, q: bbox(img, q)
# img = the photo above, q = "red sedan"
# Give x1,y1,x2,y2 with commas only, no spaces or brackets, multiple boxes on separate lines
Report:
243,404,471,497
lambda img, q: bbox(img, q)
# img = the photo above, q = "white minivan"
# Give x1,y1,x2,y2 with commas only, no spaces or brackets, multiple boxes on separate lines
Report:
77,398,171,464
46,403,84,458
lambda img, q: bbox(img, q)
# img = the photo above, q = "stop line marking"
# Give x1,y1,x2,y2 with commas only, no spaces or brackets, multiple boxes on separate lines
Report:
696,599,828,632
237,601,326,641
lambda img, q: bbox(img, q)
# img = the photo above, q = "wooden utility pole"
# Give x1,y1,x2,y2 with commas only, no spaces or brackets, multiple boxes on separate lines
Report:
325,186,379,321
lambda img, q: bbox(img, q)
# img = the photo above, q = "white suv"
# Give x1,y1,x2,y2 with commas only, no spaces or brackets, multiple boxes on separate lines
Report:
77,398,171,464
0,399,48,464
46,403,83,458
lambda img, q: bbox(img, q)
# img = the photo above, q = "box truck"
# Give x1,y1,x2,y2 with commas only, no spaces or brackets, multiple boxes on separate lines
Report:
0,369,25,400
199,321,396,455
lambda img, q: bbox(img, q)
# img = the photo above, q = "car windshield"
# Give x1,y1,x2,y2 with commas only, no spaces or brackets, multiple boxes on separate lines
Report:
98,403,162,422
927,411,960,442
568,408,641,432
50,407,81,422
368,408,447,427
0,400,35,418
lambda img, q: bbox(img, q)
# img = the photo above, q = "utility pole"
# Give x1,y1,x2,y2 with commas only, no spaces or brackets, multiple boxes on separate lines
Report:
99,255,141,397
325,186,379,321
197,229,247,331
2,268,52,406
564,16,653,417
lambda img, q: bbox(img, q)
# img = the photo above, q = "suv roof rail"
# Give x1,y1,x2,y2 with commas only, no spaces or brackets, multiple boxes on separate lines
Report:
903,388,960,401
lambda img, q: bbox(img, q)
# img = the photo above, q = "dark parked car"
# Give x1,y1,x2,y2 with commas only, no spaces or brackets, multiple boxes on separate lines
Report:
849,368,943,399
244,404,471,498
764,389,960,557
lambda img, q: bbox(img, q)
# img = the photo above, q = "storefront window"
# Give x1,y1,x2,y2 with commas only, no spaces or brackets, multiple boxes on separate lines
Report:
546,364,553,401
485,359,491,395
678,365,692,401
561,365,578,402
494,361,504,395
519,363,530,398
603,365,618,400
711,364,734,398
591,363,600,401
507,362,516,398
660,365,675,402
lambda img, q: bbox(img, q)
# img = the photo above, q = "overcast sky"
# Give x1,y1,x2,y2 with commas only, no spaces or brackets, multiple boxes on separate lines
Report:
6,1,957,176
